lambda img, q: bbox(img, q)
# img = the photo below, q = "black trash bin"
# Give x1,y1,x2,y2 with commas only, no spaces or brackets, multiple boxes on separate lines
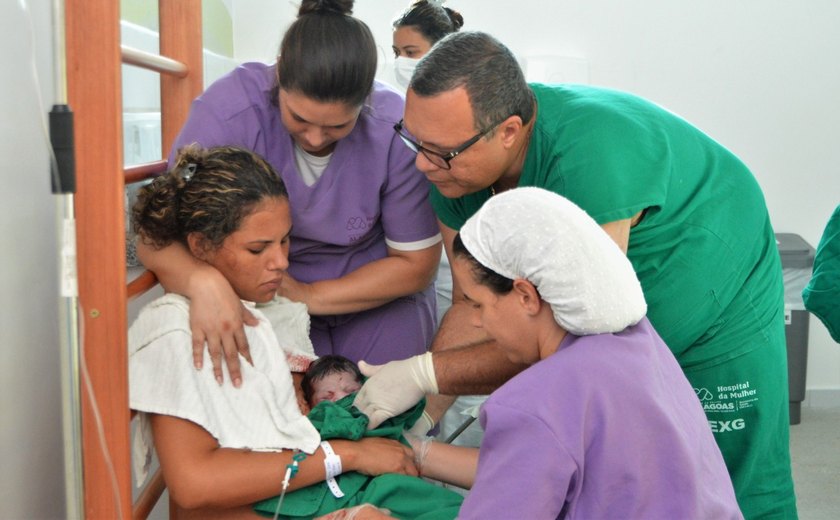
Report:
776,233,815,425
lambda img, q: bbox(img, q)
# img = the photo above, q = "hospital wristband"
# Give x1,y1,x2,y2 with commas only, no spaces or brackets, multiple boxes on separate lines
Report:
320,441,344,498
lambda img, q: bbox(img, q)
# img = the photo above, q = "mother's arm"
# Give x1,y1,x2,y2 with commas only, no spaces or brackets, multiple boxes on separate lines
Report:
151,414,418,511
278,242,441,316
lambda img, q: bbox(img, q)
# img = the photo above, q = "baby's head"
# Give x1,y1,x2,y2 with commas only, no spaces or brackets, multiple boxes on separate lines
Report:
302,355,364,406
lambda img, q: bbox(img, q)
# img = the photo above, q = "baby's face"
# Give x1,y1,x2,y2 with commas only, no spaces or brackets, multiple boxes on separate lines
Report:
310,371,362,405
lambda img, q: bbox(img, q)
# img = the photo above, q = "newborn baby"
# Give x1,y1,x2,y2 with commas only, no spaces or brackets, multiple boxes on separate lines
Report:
302,355,364,407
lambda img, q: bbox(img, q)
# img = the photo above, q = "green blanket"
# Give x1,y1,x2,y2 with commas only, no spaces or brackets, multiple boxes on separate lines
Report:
254,395,462,519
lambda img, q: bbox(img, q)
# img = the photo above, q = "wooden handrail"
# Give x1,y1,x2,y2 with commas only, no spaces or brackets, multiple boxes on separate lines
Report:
125,160,167,185
131,469,167,520
69,1,204,517
127,270,158,300
121,45,188,77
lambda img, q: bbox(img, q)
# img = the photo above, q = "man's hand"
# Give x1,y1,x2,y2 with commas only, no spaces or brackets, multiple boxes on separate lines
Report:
353,352,439,429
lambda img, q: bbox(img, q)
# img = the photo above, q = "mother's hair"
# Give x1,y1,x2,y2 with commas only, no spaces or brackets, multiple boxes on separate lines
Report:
132,145,288,251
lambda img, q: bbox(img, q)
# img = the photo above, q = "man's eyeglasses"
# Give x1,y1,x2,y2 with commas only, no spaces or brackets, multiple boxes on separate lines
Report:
393,118,508,170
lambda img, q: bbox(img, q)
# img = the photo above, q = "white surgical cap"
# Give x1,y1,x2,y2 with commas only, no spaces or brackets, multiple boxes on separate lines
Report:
459,187,647,335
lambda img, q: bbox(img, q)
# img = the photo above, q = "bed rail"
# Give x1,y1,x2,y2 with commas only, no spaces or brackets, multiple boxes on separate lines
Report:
125,160,168,185
132,470,168,520
121,46,188,77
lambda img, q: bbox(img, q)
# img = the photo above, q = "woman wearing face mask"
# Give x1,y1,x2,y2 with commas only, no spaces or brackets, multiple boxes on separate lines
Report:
392,0,464,91
137,0,442,387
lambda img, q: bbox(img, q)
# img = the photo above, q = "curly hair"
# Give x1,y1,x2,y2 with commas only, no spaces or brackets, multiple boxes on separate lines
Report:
132,145,288,252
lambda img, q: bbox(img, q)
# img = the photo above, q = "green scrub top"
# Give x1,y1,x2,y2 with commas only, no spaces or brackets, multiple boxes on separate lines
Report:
803,204,840,343
432,83,782,367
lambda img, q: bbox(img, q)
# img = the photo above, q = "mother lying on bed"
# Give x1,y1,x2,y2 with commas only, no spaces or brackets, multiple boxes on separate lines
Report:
129,145,432,519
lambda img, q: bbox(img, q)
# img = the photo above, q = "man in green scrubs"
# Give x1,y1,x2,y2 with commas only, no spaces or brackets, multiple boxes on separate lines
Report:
360,31,797,518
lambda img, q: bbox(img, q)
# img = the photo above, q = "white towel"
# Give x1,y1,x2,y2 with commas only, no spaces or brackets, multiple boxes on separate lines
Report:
129,294,320,485
257,296,317,372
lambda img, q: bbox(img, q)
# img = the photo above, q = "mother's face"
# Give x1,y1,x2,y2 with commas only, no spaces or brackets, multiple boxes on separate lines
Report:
193,197,292,303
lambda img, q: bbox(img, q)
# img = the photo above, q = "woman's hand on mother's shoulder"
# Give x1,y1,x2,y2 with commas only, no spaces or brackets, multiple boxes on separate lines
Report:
188,266,259,388
276,271,316,311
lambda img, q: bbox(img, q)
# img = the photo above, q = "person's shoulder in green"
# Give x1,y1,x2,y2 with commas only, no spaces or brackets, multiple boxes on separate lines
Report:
430,184,489,231
803,204,840,343
523,83,672,224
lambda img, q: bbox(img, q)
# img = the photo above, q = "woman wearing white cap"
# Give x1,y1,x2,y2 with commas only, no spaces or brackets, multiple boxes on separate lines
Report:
395,187,743,519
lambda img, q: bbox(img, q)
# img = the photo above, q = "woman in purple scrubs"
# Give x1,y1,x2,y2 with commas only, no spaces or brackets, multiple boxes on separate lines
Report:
138,0,441,386
400,188,743,519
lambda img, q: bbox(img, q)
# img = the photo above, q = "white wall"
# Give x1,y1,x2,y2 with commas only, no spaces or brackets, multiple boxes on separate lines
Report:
0,1,66,518
230,0,840,395
0,3,834,513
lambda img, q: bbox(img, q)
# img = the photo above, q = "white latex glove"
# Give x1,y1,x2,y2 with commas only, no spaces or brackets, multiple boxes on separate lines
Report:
354,352,439,429
403,432,434,475
407,410,435,437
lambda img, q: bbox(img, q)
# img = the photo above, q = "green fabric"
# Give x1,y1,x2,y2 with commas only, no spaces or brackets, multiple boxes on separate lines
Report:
803,204,840,343
685,315,797,519
307,393,424,442
253,395,462,519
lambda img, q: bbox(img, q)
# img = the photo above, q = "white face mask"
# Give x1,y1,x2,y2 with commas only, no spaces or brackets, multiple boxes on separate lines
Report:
394,56,421,90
